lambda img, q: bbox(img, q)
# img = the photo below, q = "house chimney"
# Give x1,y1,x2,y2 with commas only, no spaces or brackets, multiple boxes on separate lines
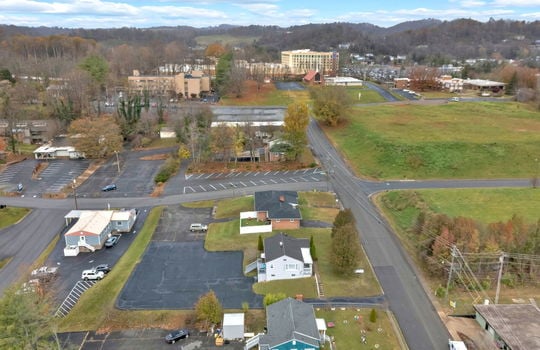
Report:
279,195,285,202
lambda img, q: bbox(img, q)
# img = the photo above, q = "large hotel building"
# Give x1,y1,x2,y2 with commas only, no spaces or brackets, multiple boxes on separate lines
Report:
280,49,339,75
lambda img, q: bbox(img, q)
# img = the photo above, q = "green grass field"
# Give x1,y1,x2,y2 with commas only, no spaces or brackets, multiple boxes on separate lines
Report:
345,86,388,104
0,207,30,230
382,188,540,227
325,102,540,179
315,308,401,350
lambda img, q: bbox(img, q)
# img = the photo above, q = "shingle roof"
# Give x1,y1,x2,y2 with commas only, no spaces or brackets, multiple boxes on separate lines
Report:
259,298,320,349
264,233,309,262
254,190,301,220
474,303,540,350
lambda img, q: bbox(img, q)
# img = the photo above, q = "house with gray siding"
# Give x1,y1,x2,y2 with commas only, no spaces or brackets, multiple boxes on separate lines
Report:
259,298,322,350
111,209,137,232
64,211,113,252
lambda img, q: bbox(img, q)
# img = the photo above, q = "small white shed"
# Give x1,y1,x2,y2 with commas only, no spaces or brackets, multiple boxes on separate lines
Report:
222,313,244,340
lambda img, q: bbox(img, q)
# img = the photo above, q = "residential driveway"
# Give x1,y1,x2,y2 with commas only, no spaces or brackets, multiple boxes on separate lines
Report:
117,241,262,309
58,329,246,350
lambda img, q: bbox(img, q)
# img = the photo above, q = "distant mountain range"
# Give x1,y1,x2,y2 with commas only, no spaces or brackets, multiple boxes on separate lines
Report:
1,18,539,63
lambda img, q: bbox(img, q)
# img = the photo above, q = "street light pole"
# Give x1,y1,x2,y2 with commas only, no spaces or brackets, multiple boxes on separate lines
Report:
72,179,78,210
115,151,120,174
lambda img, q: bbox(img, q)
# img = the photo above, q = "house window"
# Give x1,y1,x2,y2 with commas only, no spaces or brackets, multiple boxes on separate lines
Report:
117,222,122,226
304,264,310,268
285,264,297,271
290,219,294,222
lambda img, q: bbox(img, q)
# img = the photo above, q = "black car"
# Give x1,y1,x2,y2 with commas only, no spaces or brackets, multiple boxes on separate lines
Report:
102,184,117,191
94,264,111,274
165,329,189,344
104,235,119,248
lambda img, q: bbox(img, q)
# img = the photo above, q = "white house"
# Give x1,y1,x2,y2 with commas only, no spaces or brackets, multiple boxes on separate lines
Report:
256,233,313,282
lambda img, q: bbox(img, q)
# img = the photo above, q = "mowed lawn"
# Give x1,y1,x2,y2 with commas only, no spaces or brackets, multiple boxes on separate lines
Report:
325,102,540,179
395,188,540,224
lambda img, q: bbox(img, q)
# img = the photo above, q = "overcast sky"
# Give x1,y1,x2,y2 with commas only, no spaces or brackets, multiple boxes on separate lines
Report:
1,0,539,29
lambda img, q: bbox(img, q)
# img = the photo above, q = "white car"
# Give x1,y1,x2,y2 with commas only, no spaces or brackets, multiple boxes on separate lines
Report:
81,269,105,281
189,223,208,232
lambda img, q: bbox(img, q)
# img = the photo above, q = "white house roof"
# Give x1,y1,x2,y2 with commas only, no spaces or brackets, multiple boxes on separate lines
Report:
464,79,506,87
301,248,313,264
111,209,134,221
223,313,245,326
34,144,76,154
65,210,113,236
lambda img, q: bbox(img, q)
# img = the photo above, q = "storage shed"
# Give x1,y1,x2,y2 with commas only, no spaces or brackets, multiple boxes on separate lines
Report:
222,313,244,340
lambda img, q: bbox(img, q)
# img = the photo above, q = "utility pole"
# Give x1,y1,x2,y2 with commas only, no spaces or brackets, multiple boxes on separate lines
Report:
495,252,506,304
445,245,457,302
72,179,78,210
115,151,121,174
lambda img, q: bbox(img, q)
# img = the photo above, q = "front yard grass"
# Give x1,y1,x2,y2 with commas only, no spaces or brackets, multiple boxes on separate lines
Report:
0,207,31,230
299,191,340,222
325,102,540,179
345,86,388,104
214,196,253,219
315,308,401,350
253,278,318,299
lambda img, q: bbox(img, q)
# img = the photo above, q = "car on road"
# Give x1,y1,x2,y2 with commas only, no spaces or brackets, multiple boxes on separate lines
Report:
189,223,208,232
165,329,189,344
81,269,105,281
94,264,111,274
449,97,460,102
105,235,120,248
102,184,117,191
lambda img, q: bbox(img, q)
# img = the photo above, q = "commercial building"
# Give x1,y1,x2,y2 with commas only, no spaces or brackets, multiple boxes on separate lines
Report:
281,49,339,75
127,70,210,98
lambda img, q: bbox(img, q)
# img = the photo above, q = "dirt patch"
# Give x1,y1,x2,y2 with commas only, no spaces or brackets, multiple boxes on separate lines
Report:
140,154,168,161
32,162,49,179
188,160,314,174
150,182,164,197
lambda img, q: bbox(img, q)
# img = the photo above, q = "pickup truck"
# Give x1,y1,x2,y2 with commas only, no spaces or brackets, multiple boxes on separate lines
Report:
189,223,208,232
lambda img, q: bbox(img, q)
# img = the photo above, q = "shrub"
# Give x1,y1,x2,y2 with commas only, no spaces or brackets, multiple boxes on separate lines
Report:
154,156,180,183
369,308,378,323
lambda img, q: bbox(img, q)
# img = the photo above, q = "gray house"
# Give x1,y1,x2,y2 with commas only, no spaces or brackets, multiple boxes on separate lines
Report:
259,298,324,350
111,209,138,232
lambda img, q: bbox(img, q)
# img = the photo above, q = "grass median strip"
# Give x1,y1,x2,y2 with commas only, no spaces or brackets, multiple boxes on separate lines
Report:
59,206,165,332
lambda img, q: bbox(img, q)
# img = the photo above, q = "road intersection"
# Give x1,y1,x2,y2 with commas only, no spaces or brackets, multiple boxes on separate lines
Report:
0,120,531,349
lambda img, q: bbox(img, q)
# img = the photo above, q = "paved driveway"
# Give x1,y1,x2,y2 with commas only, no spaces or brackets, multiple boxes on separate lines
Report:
58,329,246,350
117,241,262,309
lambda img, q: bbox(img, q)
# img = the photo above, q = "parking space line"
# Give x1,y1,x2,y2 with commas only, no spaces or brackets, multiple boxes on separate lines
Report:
311,176,320,181
215,172,223,177
184,186,195,193
234,172,242,177
195,174,205,179
209,184,217,190
185,174,193,180
239,181,247,187
250,180,257,185
244,171,252,176
205,173,214,179
273,171,280,175
225,172,235,177
253,172,260,176
264,171,271,175
220,183,227,189
303,169,309,173
293,170,301,174
300,177,309,181
270,179,277,184
199,185,206,191
280,178,288,182
290,178,298,182
260,180,266,185
283,170,289,174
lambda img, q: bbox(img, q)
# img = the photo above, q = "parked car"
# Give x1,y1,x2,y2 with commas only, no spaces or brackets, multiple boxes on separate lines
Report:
189,223,208,232
81,269,104,281
165,329,189,344
94,264,111,274
105,235,120,248
102,184,117,191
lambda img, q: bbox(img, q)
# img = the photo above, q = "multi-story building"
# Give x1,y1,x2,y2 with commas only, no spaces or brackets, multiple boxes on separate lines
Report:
127,70,210,98
281,49,339,75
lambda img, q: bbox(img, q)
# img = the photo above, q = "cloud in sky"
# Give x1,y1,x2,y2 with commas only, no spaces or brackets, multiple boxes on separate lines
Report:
0,0,538,28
